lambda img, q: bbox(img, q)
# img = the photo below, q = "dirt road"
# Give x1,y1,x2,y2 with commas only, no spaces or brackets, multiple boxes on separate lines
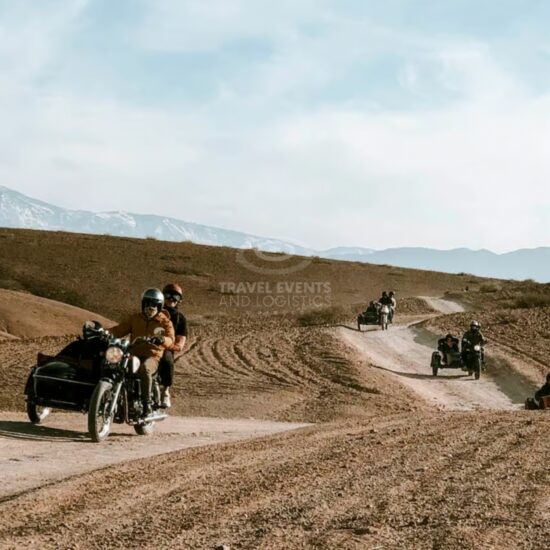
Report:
0,412,308,500
340,297,537,411
420,296,465,314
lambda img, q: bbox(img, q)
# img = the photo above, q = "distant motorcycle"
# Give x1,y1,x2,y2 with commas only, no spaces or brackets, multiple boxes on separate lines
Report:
430,349,463,377
357,304,380,331
525,396,550,410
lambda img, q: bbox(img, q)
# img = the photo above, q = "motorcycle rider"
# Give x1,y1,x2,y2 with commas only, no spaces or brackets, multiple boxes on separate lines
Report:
378,291,393,322
110,289,175,416
157,283,188,409
388,291,397,323
461,320,486,369
379,291,393,307
526,372,550,409
438,333,460,366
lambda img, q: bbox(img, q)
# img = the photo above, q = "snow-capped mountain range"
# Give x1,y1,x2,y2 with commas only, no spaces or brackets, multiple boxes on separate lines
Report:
2,185,550,281
0,185,312,255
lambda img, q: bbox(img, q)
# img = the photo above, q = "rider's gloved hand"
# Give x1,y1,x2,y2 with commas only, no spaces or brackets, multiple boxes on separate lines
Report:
151,336,165,346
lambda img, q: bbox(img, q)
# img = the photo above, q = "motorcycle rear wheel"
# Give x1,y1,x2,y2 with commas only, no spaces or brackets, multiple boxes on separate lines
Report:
27,403,51,425
88,381,114,443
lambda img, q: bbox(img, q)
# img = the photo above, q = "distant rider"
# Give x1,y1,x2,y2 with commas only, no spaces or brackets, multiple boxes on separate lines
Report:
526,373,550,409
366,300,379,314
158,283,188,409
389,291,397,323
461,320,486,367
110,289,175,416
379,291,393,307
437,333,459,366
535,372,550,401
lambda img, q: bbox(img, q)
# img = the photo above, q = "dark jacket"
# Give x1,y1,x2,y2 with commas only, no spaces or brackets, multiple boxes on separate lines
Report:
462,330,486,349
438,337,459,353
535,383,550,401
163,307,188,353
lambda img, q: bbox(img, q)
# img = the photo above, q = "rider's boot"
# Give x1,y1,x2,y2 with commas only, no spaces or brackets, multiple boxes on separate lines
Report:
161,387,171,409
143,400,153,416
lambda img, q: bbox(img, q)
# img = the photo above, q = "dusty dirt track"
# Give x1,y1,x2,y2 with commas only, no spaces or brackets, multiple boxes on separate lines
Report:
0,413,309,500
0,412,547,549
0,297,548,549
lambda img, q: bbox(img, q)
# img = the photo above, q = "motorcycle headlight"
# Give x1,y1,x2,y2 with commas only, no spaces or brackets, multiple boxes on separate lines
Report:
474,345,481,352
105,346,124,364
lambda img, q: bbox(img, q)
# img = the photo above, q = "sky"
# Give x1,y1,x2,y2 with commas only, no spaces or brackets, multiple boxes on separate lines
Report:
1,0,550,252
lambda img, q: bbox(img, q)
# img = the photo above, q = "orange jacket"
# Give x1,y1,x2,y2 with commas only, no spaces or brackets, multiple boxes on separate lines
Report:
110,312,175,360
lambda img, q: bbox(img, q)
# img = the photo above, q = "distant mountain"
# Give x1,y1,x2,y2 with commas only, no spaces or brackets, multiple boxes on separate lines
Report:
0,185,310,255
322,247,376,260
357,247,550,282
1,185,550,281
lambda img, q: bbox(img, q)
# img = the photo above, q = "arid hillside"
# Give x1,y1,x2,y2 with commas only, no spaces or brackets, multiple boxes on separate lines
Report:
0,289,112,338
0,228,494,321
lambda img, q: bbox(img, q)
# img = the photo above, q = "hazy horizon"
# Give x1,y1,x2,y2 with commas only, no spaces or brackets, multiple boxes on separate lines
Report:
3,184,550,256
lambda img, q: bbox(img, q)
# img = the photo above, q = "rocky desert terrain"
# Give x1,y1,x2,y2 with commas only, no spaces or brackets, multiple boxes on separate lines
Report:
0,229,548,549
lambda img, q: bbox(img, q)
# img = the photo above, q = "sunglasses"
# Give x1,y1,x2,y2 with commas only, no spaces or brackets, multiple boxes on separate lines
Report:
165,293,182,302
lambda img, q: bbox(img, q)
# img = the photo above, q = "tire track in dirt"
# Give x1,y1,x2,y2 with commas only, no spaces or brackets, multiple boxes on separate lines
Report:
233,336,293,388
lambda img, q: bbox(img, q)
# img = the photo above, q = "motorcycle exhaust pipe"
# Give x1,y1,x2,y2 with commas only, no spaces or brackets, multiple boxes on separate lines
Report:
144,412,168,422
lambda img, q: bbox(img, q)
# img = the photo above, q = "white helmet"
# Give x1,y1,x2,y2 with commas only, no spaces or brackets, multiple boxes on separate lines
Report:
141,288,164,317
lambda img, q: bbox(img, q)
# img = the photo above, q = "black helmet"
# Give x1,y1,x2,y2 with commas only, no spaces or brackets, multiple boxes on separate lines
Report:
141,288,164,317
445,333,454,340
470,320,481,331
382,291,388,297
546,372,550,384
389,291,395,297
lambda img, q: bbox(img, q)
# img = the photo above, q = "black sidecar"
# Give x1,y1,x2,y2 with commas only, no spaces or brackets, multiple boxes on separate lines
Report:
24,332,106,424
430,350,464,377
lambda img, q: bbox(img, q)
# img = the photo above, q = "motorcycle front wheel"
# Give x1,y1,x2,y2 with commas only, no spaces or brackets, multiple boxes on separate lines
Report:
474,359,481,380
88,381,114,442
27,403,51,425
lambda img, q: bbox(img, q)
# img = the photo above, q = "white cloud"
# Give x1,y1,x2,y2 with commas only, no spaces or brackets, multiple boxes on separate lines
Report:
1,1,550,252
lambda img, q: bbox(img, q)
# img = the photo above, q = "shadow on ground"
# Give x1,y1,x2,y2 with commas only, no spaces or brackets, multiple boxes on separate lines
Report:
0,420,89,442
